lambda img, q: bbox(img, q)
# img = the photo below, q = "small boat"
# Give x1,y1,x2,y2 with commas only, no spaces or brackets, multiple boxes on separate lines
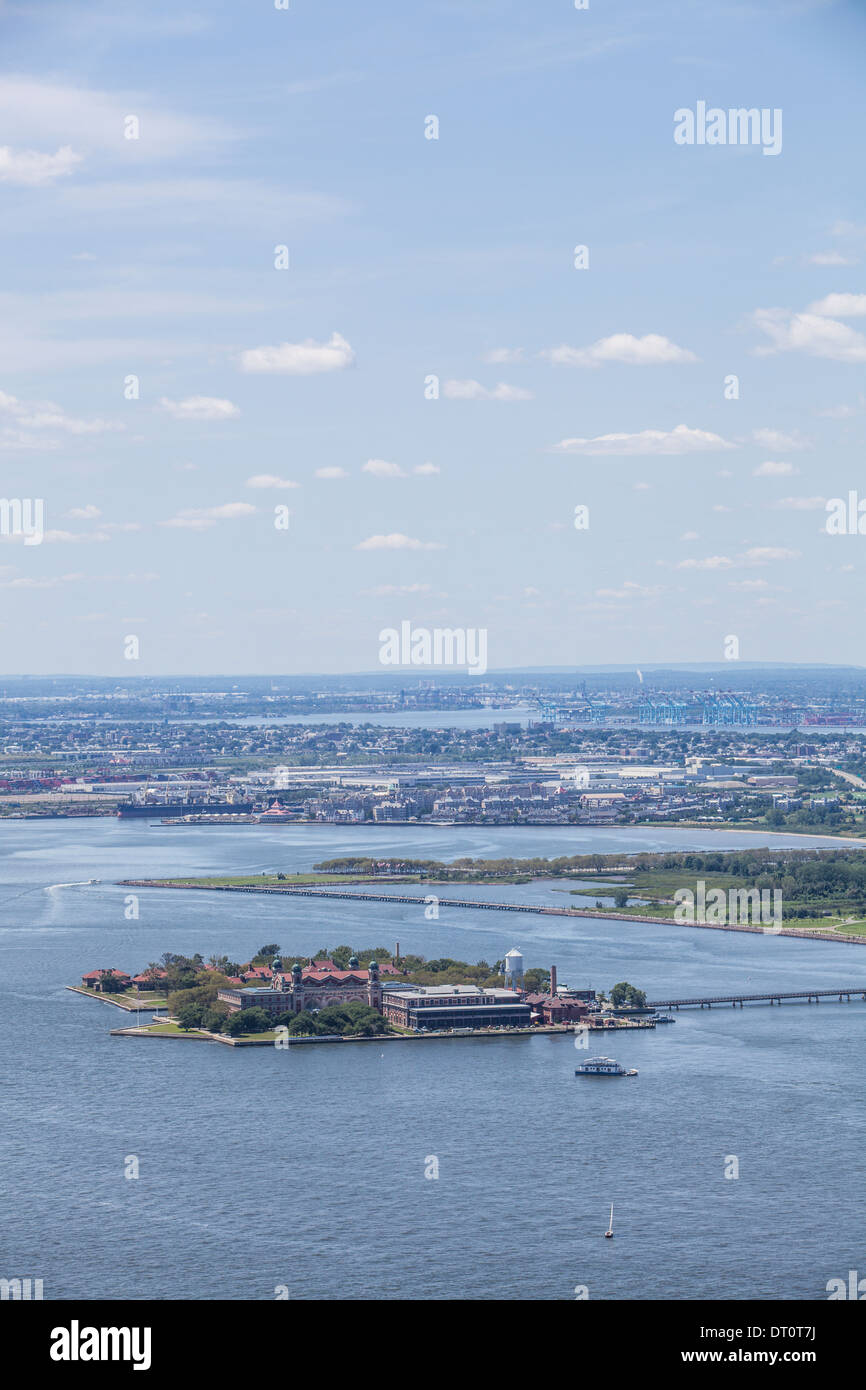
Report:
575,1056,637,1076
652,1013,675,1024
605,1204,614,1239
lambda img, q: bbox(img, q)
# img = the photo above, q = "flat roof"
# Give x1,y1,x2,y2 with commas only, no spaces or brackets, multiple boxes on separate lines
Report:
383,985,519,1000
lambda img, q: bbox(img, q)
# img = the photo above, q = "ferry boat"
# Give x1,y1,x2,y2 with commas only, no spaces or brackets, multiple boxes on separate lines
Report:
652,1013,676,1024
575,1056,638,1077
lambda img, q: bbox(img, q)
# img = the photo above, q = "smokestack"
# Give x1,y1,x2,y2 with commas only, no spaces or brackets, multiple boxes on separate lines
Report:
550,965,558,998
395,941,400,964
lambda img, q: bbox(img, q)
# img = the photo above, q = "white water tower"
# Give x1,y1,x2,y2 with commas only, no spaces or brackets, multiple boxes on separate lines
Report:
504,948,524,988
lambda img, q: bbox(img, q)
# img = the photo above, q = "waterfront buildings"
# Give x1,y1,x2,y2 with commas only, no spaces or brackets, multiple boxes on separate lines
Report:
218,957,384,1015
380,984,531,1031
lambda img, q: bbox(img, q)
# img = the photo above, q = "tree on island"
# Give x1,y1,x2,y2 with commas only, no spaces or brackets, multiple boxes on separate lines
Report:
176,1001,204,1031
98,971,126,994
278,1009,322,1036
523,968,551,994
609,982,647,1009
226,1007,272,1036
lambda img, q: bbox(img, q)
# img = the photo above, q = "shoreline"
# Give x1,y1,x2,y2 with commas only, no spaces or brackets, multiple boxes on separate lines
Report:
65,985,167,1012
107,1021,628,1047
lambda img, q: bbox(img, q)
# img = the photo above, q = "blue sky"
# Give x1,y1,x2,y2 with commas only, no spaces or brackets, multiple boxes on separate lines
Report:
0,0,865,675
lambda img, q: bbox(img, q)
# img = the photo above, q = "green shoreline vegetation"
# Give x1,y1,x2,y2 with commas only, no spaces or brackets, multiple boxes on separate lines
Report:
124,847,866,938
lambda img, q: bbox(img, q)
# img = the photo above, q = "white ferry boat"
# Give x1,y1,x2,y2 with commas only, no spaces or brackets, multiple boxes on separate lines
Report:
575,1056,638,1077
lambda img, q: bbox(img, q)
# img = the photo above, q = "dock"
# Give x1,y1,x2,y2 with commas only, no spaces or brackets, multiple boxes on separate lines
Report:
647,987,866,1009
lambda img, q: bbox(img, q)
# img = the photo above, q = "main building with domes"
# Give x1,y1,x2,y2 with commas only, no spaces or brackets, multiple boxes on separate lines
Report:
218,956,383,1017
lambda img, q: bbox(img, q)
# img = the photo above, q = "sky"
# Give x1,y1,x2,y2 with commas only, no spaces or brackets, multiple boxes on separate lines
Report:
0,0,865,676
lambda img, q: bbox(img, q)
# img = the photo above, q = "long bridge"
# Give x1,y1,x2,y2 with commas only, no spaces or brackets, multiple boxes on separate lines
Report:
123,880,866,946
647,987,866,1009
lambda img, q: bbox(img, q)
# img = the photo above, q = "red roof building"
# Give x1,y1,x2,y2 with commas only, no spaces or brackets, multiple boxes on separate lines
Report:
81,968,131,991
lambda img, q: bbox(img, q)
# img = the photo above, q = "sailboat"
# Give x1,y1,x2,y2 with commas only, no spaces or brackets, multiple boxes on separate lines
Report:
604,1204,614,1239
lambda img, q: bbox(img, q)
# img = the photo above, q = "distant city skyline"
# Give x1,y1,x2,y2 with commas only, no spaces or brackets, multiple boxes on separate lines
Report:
1,0,865,674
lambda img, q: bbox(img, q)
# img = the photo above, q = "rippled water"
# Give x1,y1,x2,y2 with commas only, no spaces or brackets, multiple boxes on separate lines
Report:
1,820,864,1300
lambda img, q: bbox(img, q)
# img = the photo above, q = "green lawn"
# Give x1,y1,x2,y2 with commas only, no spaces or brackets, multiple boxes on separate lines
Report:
151,872,421,888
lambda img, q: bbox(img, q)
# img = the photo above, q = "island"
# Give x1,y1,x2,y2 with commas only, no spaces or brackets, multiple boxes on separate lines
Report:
68,942,652,1046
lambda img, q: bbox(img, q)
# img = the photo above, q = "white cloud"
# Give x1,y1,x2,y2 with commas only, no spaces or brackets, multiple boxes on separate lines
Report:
743,546,800,563
1,571,87,587
45,530,109,544
67,504,102,519
482,348,525,364
680,531,700,541
0,388,119,443
541,333,697,368
729,579,769,591
750,428,811,451
355,533,445,551
246,474,299,489
413,462,440,475
160,517,215,531
0,77,230,157
807,292,866,318
753,460,796,476
676,556,734,570
595,581,662,599
364,583,434,596
819,403,859,418
160,502,256,529
314,466,348,479
773,496,825,511
551,423,734,456
752,307,866,362
0,145,82,186
443,379,533,401
239,332,354,375
363,458,405,478
807,251,858,267
159,396,240,421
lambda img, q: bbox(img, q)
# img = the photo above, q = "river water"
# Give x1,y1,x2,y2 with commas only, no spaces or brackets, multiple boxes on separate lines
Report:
1,820,864,1301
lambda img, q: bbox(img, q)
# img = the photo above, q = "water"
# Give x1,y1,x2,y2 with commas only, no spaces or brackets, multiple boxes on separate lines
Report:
1,819,864,1301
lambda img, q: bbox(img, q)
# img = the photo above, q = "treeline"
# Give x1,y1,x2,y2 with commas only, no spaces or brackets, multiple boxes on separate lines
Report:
316,848,866,890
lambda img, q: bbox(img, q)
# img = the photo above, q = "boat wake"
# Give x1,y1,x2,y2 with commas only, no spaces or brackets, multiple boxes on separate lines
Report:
44,879,100,891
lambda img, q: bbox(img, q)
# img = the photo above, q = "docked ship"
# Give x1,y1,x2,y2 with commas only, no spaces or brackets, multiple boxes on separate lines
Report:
118,799,253,819
575,1056,638,1077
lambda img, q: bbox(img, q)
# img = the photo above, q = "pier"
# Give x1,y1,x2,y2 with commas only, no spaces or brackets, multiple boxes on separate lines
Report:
647,987,866,1009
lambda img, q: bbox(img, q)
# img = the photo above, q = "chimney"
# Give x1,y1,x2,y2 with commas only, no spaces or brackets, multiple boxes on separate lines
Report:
550,965,558,998
395,941,400,964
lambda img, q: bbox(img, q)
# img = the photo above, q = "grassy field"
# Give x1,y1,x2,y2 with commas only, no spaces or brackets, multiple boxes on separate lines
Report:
74,985,168,1009
140,1023,208,1036
568,869,866,935
141,872,421,888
